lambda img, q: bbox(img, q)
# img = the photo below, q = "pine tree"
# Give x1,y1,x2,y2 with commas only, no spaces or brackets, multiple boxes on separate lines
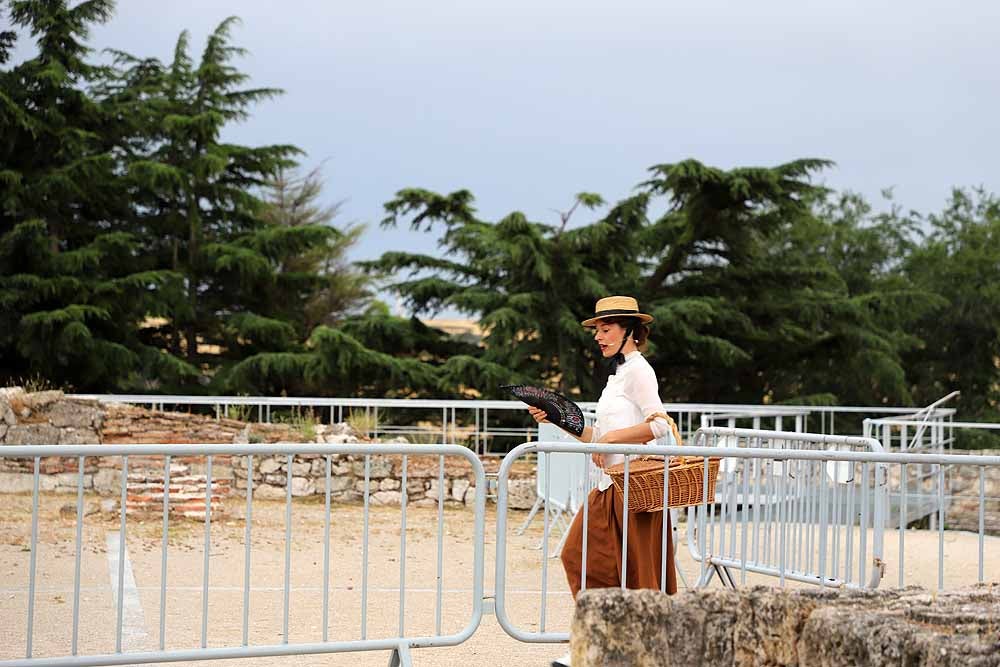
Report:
903,188,1000,423
636,159,923,406
260,165,369,330
0,0,176,390
369,189,641,398
105,18,341,393
373,159,933,407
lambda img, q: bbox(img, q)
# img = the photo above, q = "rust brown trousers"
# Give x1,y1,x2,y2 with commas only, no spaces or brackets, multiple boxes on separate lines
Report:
560,486,677,598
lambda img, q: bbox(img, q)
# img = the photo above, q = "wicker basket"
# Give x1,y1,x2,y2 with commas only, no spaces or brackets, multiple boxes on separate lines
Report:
606,457,721,512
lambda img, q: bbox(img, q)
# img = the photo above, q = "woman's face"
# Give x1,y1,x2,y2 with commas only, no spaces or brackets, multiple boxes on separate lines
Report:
592,320,628,358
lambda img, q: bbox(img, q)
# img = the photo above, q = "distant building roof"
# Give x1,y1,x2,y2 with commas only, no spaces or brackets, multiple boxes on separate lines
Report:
422,318,484,339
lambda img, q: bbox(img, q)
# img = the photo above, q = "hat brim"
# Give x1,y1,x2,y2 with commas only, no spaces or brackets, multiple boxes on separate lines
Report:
581,312,654,328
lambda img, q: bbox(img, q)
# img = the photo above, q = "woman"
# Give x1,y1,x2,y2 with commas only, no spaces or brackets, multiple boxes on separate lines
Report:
528,295,677,605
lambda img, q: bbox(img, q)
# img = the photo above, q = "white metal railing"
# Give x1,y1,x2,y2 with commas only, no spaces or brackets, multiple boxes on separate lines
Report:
69,394,948,455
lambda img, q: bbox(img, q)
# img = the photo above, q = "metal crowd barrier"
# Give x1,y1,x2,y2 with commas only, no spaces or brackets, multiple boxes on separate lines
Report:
493,437,1000,645
0,443,486,667
691,427,888,590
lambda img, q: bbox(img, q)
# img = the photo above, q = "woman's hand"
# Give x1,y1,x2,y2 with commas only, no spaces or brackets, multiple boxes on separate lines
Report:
591,431,615,468
527,406,550,424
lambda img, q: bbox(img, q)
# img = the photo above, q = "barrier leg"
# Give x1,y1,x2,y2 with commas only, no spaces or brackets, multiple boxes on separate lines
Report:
550,519,572,558
516,497,544,535
388,642,413,667
671,509,690,589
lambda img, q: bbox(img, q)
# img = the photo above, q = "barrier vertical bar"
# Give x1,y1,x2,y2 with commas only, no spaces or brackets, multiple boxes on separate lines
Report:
361,455,370,639
845,461,857,585
778,458,787,588
581,452,590,593
322,455,332,642
700,456,709,583
740,456,750,585
859,462,869,588
116,456,128,653
718,459,727,559
979,467,985,584
540,451,551,632
72,456,85,655
26,457,40,659
827,456,836,579
938,465,945,591
805,459,816,576
435,455,445,636
752,449,762,565
399,455,408,636
282,455,292,643
729,456,739,562
202,455,213,648
242,455,253,647
661,455,670,591
160,455,172,650
621,456,630,589
818,459,828,586
899,463,907,589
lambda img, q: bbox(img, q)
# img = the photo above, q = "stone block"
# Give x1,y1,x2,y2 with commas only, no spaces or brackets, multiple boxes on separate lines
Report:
0,471,58,493
58,428,101,445
290,476,315,496
452,478,471,503
352,455,393,478
5,424,61,445
326,476,354,493
506,478,536,510
371,490,401,506
426,478,450,500
54,472,93,489
47,401,101,429
569,586,1000,667
259,458,282,474
253,483,286,500
22,390,64,412
93,468,121,494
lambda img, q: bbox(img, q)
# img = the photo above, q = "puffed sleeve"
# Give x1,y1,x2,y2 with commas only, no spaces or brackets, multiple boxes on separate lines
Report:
625,363,678,444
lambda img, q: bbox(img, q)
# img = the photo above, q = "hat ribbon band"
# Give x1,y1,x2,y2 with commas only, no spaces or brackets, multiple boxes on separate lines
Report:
592,308,641,318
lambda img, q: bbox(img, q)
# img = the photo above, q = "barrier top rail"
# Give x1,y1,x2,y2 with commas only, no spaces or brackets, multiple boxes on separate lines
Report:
507,439,1000,467
695,426,885,451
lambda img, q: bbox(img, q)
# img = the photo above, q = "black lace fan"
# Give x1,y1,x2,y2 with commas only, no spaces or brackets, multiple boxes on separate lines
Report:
501,384,586,437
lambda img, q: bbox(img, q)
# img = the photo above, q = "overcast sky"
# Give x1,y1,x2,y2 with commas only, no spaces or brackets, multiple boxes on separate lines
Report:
9,0,1000,305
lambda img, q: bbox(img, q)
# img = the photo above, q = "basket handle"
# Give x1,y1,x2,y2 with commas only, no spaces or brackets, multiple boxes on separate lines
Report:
645,412,684,448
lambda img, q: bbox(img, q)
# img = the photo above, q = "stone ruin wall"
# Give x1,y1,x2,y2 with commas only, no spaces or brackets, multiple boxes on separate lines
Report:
0,388,537,520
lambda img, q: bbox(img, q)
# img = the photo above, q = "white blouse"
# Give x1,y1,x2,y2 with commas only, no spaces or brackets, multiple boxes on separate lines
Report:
593,351,672,492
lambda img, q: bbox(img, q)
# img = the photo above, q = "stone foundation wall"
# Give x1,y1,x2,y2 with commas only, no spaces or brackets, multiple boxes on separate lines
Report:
571,586,1000,666
0,388,537,519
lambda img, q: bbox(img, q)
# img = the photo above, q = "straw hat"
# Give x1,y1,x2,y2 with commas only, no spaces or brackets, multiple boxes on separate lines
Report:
580,296,654,327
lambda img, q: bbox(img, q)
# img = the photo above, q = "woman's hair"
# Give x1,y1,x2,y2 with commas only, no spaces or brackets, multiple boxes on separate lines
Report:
596,316,650,352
